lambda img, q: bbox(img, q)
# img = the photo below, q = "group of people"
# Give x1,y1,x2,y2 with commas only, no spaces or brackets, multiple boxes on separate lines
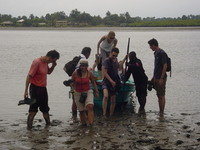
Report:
23,31,168,130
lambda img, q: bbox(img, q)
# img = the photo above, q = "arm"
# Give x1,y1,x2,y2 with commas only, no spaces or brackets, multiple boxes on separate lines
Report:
48,61,57,74
97,36,106,55
24,75,31,98
119,55,128,71
124,66,131,82
160,63,167,80
113,38,118,48
90,72,99,97
159,63,167,85
92,61,97,72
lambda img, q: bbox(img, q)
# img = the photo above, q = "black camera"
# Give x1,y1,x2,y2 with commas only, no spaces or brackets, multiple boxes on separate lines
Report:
147,81,154,91
63,79,74,87
79,92,87,103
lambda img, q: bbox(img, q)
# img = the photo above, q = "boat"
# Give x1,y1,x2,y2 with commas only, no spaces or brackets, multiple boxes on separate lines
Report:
91,72,135,108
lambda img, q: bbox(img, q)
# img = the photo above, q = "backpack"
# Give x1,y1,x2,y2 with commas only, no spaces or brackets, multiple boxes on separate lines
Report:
160,49,172,77
166,54,172,77
63,56,81,76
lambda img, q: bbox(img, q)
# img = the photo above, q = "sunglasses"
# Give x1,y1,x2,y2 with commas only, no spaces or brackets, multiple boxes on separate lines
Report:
112,54,117,57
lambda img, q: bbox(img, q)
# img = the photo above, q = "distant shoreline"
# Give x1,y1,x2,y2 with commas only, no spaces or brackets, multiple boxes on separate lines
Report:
0,26,200,31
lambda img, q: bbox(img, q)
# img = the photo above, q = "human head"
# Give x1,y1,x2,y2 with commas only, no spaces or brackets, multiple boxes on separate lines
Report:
46,50,60,59
78,60,88,76
129,51,137,61
148,38,159,51
107,31,115,40
81,47,91,59
45,50,60,63
110,47,119,60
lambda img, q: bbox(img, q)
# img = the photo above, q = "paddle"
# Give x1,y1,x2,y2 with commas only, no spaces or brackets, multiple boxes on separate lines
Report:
121,37,130,111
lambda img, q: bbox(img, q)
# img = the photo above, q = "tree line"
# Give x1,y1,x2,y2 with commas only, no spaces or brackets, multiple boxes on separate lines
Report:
0,9,200,27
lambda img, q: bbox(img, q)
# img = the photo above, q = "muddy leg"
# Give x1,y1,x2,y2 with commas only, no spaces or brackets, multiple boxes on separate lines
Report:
43,112,50,125
27,112,37,130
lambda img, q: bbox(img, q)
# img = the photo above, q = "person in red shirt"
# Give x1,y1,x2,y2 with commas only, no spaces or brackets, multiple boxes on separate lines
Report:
24,50,60,130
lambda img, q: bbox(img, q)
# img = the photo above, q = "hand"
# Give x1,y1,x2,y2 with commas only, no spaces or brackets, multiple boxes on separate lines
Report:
24,91,28,99
111,80,116,87
52,61,57,67
95,92,99,98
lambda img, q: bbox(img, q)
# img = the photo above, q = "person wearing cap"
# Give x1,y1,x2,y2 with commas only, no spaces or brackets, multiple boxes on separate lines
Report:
72,60,99,126
71,47,91,116
24,50,60,130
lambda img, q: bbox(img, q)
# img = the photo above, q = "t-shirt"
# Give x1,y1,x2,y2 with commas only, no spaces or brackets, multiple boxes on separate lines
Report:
154,49,168,79
102,57,119,80
28,57,49,87
125,59,148,85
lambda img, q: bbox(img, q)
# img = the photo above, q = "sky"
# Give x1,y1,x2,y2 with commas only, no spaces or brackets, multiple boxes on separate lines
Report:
0,0,200,18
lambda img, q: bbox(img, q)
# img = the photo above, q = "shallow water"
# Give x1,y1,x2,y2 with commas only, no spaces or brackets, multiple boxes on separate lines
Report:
0,28,200,149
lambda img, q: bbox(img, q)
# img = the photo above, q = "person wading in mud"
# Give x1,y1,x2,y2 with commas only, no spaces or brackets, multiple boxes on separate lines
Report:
71,47,91,116
24,50,60,130
102,48,121,118
148,38,168,116
125,51,148,113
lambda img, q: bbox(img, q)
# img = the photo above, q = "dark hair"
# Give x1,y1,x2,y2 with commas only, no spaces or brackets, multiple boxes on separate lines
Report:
81,47,91,56
111,47,119,53
46,50,60,59
148,38,158,46
77,68,82,77
129,51,137,61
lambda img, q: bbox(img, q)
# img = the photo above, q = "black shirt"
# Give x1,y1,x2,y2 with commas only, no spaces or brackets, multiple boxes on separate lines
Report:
154,49,168,79
125,58,148,85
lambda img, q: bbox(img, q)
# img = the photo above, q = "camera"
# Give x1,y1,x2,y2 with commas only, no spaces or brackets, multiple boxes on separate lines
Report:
147,81,154,91
63,79,74,87
79,92,87,103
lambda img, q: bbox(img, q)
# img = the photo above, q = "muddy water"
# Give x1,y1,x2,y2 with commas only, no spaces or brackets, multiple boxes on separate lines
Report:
0,28,200,149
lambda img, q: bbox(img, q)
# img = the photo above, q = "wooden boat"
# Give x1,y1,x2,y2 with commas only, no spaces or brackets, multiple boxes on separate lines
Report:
91,72,135,108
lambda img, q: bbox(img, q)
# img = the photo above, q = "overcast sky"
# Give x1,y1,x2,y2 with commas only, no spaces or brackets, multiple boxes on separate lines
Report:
0,0,200,18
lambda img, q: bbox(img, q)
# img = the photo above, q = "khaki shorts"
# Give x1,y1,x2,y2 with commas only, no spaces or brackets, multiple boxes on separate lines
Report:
74,89,94,111
154,78,167,96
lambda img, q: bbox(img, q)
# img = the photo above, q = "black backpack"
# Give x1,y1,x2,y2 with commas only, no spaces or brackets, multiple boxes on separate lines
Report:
166,54,172,77
63,56,81,76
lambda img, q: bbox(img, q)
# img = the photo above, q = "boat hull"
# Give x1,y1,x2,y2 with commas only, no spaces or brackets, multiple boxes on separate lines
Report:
91,80,135,108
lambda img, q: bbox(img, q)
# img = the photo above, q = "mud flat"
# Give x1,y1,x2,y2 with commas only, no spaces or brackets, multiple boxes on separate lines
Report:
0,109,200,150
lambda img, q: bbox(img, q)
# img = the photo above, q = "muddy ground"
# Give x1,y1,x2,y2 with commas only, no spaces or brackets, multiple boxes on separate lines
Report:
0,104,200,150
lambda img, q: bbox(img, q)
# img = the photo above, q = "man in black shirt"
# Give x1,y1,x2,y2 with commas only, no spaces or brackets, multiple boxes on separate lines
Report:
148,38,168,116
125,51,148,112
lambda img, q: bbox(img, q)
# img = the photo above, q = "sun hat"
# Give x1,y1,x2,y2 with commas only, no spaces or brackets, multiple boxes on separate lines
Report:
79,59,88,66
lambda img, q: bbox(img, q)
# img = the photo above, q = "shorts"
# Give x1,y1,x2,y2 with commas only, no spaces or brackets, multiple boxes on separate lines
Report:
135,82,147,98
29,84,50,113
74,89,94,112
102,80,118,96
154,78,167,96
